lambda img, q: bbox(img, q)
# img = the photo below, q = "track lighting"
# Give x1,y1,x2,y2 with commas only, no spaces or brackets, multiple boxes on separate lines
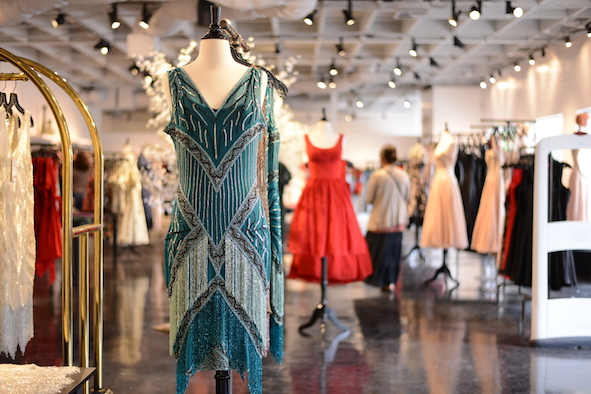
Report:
388,75,396,89
541,47,546,57
587,22,591,38
514,62,521,72
317,76,327,89
143,71,153,85
453,36,465,49
489,75,496,84
329,76,337,89
429,57,440,68
469,1,482,21
414,72,421,81
109,4,120,30
343,0,355,26
304,9,317,26
139,4,152,29
403,100,411,109
329,61,338,76
355,99,364,108
448,1,460,27
565,36,572,48
275,43,281,54
528,55,535,65
94,39,110,55
336,38,346,56
129,64,140,76
506,1,523,18
344,114,353,122
480,80,487,89
409,38,418,57
393,58,402,76
52,13,66,28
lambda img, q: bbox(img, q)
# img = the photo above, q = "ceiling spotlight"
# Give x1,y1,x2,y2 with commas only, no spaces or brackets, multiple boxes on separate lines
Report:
403,100,411,109
109,4,120,30
275,43,282,54
344,114,353,122
448,1,460,27
343,0,355,26
453,36,465,49
414,72,421,81
541,47,546,57
94,39,110,55
388,76,396,89
429,57,440,68
469,1,482,20
586,22,591,38
514,63,521,72
143,71,153,85
329,61,338,76
393,58,402,76
129,64,140,76
528,55,535,65
317,76,327,89
139,4,152,29
409,38,418,57
52,13,66,28
329,76,337,89
489,74,496,84
304,9,317,26
336,38,346,56
565,36,572,48
506,1,523,18
356,99,364,108
480,80,487,89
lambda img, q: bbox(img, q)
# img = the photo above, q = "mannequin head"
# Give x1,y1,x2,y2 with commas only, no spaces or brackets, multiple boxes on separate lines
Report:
380,144,397,166
576,113,589,127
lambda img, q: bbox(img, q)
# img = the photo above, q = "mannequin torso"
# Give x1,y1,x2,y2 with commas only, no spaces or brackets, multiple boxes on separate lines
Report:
306,120,342,149
163,39,267,111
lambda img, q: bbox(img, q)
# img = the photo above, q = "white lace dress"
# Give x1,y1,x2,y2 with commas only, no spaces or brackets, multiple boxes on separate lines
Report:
0,109,35,357
567,148,591,222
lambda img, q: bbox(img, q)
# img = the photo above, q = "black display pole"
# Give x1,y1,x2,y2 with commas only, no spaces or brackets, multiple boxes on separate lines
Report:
298,257,350,335
423,248,459,286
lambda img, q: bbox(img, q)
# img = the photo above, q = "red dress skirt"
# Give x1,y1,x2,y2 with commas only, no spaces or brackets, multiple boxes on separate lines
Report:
288,135,372,284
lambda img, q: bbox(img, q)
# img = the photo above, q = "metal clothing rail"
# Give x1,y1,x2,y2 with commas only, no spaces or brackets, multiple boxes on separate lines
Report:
0,48,108,393
531,133,591,346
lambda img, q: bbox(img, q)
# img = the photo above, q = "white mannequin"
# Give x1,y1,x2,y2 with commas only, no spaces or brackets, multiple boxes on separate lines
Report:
162,38,267,111
306,119,343,149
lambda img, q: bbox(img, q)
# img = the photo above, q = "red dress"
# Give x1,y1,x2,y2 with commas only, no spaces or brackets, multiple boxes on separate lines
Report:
288,135,372,284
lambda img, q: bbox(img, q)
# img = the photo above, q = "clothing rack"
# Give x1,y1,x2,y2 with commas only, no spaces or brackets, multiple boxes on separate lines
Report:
0,48,107,393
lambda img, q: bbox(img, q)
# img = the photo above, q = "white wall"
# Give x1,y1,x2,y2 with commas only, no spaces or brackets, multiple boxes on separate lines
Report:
485,32,591,134
432,85,485,138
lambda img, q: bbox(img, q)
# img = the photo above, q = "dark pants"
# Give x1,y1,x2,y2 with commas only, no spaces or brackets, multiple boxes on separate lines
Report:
364,231,403,287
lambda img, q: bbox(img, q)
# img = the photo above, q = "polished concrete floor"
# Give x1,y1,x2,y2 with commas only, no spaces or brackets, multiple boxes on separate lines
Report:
5,225,591,393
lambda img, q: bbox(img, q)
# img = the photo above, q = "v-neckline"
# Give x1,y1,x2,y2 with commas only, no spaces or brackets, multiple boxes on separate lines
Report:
177,66,253,115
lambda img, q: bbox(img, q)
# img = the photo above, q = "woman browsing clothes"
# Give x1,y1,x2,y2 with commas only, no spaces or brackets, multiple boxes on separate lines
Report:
364,145,411,292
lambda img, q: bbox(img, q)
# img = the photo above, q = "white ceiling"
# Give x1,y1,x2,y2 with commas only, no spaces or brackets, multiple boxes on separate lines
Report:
1,0,591,114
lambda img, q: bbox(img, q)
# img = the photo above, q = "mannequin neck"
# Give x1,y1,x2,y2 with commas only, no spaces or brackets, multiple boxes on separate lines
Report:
316,120,334,134
193,39,235,69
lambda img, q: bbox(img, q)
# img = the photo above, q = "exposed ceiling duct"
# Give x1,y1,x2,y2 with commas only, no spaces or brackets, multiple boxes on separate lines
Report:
146,0,317,37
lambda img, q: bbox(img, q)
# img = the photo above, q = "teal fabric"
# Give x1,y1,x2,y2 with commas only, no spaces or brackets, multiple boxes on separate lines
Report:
163,66,283,394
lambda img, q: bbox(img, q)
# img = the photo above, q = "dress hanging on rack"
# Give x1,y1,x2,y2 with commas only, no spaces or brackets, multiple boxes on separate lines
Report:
288,135,372,284
471,138,505,254
0,109,35,357
566,147,591,221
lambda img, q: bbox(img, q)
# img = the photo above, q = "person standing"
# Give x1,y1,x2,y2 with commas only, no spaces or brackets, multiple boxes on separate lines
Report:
364,145,411,292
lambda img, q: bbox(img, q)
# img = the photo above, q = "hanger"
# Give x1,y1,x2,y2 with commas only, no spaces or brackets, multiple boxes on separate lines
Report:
6,81,34,127
0,80,7,110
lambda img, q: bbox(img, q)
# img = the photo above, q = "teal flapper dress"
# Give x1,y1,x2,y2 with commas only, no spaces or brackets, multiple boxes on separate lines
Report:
163,66,284,394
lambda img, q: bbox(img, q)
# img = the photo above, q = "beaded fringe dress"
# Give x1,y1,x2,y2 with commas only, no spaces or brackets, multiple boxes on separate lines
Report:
163,67,283,394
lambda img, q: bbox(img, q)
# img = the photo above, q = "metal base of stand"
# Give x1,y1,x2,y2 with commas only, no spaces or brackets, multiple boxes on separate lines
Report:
215,370,231,394
423,249,459,287
403,244,425,261
299,256,350,336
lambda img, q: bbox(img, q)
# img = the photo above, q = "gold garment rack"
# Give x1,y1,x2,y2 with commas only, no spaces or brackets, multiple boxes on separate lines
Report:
0,48,108,394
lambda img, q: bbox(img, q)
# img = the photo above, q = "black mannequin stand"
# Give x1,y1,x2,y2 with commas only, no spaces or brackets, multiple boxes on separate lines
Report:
215,370,231,394
423,249,459,286
299,257,350,336
403,222,425,261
